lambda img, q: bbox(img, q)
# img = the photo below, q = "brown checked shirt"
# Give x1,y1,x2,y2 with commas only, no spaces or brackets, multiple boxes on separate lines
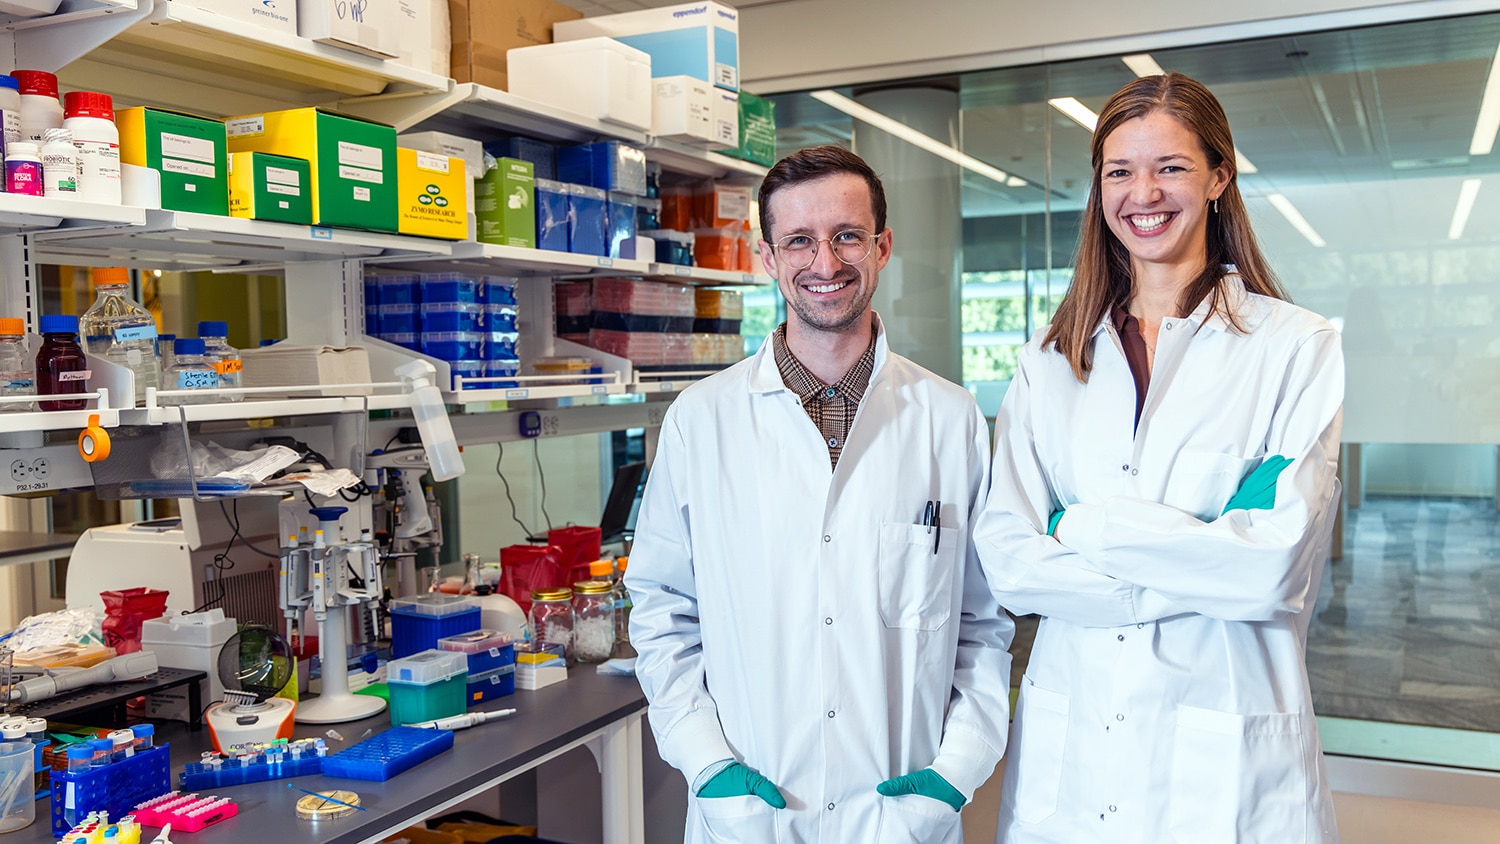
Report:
771,320,878,470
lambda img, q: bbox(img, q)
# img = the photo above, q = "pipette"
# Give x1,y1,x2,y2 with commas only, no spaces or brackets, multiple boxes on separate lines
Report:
407,709,516,730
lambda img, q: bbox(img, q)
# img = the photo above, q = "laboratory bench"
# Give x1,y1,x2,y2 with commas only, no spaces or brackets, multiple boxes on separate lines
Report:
12,669,648,844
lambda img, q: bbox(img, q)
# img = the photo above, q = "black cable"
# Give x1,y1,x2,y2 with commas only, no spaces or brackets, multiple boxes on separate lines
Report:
534,439,554,531
383,433,402,451
496,441,536,538
217,498,280,559
192,500,244,613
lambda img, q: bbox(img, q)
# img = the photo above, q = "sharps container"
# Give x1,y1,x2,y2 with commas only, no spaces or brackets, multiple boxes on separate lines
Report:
385,649,468,727
0,741,35,832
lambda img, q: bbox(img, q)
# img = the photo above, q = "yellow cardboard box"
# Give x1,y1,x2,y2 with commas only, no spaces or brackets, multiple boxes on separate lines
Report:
397,147,468,240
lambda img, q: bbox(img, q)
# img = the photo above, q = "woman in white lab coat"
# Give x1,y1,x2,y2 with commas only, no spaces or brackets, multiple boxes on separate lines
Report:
977,72,1344,843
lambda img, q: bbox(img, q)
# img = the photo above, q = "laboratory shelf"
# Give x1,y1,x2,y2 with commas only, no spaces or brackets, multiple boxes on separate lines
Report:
448,374,627,404
340,82,650,143
0,193,146,235
627,370,724,395
647,263,771,287
0,405,121,434
130,384,412,425
369,240,654,278
56,0,450,118
644,137,770,182
30,210,454,270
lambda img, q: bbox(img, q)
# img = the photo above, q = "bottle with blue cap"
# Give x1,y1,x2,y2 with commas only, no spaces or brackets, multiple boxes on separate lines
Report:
197,321,242,402
35,313,87,411
79,267,159,405
162,338,217,406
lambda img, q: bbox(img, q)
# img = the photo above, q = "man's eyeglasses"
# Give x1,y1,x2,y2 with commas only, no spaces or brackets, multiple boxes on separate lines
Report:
773,229,881,271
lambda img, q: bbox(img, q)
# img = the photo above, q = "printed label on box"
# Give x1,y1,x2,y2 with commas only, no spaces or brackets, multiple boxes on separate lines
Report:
226,117,264,138
353,186,371,201
717,63,737,88
267,183,300,196
340,165,383,184
338,141,383,171
163,159,215,179
717,190,750,220
716,119,736,145
161,132,215,164
266,167,301,187
415,151,450,173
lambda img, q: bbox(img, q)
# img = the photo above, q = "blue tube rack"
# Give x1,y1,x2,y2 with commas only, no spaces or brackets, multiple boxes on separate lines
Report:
320,727,453,782
179,748,324,791
49,744,171,836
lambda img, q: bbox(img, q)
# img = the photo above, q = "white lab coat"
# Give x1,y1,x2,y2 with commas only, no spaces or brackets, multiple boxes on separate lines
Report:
976,277,1344,843
627,319,1014,844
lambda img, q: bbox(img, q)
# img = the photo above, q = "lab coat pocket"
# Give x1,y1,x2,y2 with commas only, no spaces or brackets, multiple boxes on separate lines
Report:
875,794,960,843
696,794,782,844
1163,451,1254,521
1168,706,1308,843
877,522,959,631
1010,678,1070,824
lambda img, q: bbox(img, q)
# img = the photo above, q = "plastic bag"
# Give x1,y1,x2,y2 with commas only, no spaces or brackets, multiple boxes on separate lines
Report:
0,607,104,652
100,587,169,654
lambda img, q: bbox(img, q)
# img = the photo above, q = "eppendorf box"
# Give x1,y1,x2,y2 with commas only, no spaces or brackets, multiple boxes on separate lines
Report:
554,1,739,91
116,106,229,215
226,108,397,232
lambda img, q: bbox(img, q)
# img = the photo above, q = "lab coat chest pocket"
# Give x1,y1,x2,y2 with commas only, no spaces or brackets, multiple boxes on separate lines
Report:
876,522,959,631
1168,706,1308,843
1162,451,1255,520
1010,678,1070,825
695,795,782,844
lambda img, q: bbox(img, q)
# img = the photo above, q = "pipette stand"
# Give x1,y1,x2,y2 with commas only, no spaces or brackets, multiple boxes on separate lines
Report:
283,506,386,724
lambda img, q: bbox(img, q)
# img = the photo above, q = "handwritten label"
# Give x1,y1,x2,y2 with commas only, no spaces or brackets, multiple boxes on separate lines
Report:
177,370,219,389
214,359,243,374
114,325,157,342
58,370,91,382
335,0,370,22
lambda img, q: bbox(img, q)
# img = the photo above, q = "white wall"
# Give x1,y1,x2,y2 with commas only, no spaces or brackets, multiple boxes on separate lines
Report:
740,0,1481,92
453,434,609,565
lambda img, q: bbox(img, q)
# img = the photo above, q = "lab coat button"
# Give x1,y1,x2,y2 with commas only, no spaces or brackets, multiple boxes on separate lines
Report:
1109,805,1118,812
1137,623,1145,629
1121,464,1129,471
1117,634,1125,641
823,535,831,543
827,710,835,718
1116,713,1125,721
1165,322,1174,330
1131,468,1138,476
824,617,833,625
827,803,835,811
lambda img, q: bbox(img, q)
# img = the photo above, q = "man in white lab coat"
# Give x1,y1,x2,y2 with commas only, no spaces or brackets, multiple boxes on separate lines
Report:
626,145,1014,843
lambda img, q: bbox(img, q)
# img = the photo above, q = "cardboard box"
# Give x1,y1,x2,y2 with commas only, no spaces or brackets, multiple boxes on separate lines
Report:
728,90,777,167
397,147,468,240
298,0,399,58
475,156,536,247
653,75,714,144
554,0,739,91
226,108,398,231
176,0,296,34
395,0,450,76
535,178,568,251
117,107,229,215
507,38,652,132
448,0,582,91
241,344,374,396
711,88,739,149
228,152,312,224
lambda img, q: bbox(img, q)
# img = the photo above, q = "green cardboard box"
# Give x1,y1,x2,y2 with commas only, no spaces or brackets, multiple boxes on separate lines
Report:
475,156,536,247
226,108,398,232
117,106,230,215
229,152,313,225
728,91,776,168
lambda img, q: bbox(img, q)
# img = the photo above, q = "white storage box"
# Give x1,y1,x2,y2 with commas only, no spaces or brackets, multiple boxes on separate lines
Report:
554,1,739,91
394,0,451,76
241,344,374,397
174,0,297,34
141,609,236,722
652,75,714,144
298,0,399,58
507,38,652,132
712,88,739,149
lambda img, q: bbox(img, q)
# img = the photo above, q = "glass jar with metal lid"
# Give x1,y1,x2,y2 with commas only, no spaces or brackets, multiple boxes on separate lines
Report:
528,588,574,659
572,580,616,663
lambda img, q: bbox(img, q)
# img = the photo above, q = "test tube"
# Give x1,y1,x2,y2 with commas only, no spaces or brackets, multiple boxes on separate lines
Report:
130,723,154,751
67,745,93,773
89,737,113,767
0,721,26,744
109,729,134,761
24,717,46,743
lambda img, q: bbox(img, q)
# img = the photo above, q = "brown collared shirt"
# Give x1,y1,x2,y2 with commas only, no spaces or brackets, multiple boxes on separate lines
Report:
1112,304,1151,429
771,322,877,469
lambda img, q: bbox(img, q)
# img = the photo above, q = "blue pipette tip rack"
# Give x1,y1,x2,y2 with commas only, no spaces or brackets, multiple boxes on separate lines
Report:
320,727,454,782
179,740,325,790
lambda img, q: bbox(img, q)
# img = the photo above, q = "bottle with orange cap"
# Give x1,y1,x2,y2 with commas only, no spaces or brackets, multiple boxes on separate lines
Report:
0,317,35,412
79,267,159,405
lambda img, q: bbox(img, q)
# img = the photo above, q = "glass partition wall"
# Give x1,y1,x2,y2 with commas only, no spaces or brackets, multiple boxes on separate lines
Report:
770,10,1500,771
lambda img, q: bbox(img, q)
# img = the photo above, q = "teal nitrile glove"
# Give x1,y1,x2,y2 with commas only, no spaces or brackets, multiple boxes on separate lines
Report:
1047,509,1065,536
697,762,787,809
1222,455,1294,515
876,768,965,812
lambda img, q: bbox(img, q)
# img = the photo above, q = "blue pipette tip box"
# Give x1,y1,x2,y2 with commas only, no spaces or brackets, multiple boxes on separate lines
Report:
320,727,454,782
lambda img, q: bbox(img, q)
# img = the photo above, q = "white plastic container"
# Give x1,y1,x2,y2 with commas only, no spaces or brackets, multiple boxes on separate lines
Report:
40,127,78,198
141,609,236,722
652,75,714,144
0,75,21,152
507,38,652,132
12,71,61,144
394,359,463,482
62,91,121,205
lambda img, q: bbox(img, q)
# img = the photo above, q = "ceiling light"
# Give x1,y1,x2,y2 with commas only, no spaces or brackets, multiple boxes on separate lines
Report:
1048,97,1098,132
810,90,1024,187
1266,194,1326,247
1471,42,1500,155
1449,178,1482,240
1122,54,1166,77
1234,150,1259,174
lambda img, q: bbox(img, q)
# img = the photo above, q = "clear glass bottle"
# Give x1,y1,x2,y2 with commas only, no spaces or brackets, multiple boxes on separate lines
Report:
35,314,88,411
571,580,616,663
613,556,632,646
79,267,159,406
0,318,35,413
528,588,574,660
162,338,218,405
197,321,242,402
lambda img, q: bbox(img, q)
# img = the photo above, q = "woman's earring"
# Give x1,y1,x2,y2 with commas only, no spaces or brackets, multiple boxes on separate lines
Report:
1213,198,1220,214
